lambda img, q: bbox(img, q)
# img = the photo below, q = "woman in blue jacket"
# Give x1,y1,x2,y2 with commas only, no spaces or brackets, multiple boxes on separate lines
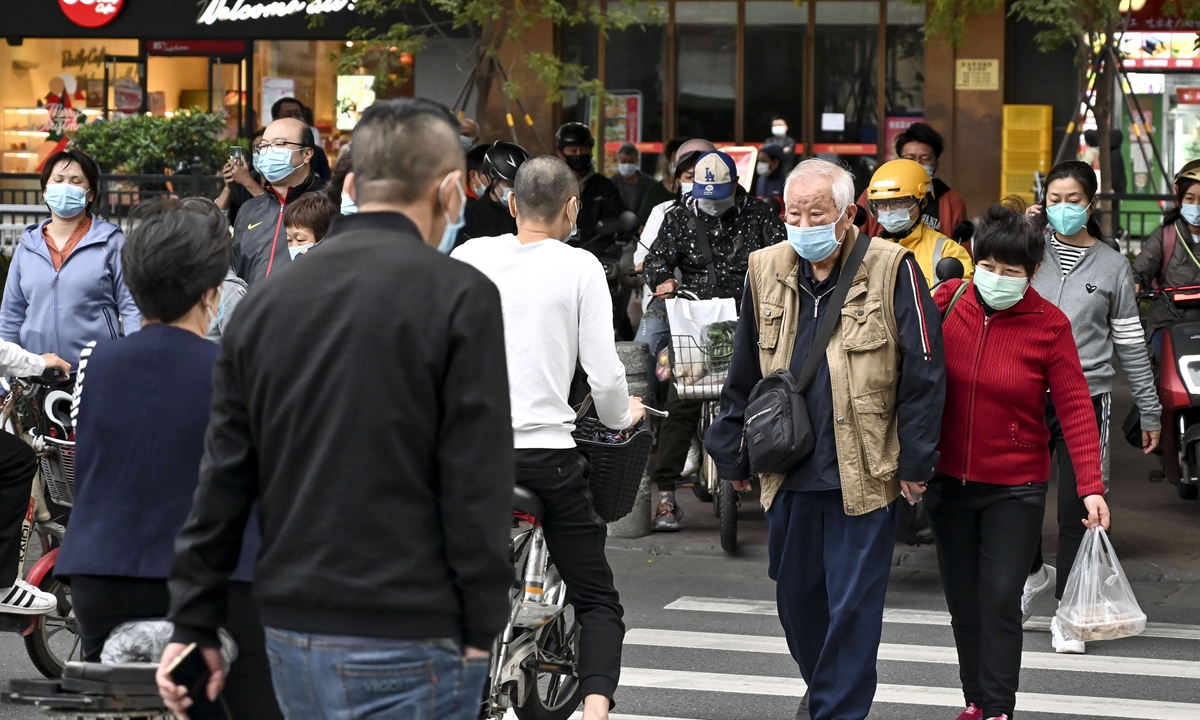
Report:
0,149,141,366
56,199,279,719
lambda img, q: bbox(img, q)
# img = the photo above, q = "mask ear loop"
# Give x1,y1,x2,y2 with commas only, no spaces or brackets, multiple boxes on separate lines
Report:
439,172,465,227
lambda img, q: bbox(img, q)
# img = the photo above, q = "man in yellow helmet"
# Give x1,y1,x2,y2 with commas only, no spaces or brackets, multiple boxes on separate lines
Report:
867,159,973,289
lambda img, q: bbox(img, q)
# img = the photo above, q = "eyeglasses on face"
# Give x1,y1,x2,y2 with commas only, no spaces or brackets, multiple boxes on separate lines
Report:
253,140,307,153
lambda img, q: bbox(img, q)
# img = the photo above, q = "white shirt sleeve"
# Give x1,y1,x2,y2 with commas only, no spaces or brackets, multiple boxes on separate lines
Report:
635,201,670,268
0,338,45,379
577,256,633,430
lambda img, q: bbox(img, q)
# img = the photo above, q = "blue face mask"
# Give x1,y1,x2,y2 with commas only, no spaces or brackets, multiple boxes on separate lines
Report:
255,147,300,184
679,182,693,197
44,183,89,219
877,206,917,235
289,243,314,260
786,220,845,262
341,193,358,215
1046,202,1090,237
1182,203,1200,227
922,164,936,179
974,266,1029,310
438,175,467,254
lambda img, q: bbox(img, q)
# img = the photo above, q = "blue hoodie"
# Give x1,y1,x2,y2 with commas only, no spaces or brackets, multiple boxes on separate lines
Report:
0,217,141,365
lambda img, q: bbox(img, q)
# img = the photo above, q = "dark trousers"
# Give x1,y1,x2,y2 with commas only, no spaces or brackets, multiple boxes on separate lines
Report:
650,386,703,492
0,432,36,588
69,576,283,720
926,478,1047,718
516,448,625,701
766,489,897,720
1031,394,1109,599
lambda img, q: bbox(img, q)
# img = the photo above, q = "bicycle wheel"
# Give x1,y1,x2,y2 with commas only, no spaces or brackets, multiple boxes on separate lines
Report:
719,480,738,553
514,608,583,720
25,574,79,678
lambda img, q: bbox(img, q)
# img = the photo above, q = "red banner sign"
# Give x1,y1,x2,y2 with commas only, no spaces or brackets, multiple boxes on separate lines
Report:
1124,57,1200,69
59,0,124,27
147,40,248,55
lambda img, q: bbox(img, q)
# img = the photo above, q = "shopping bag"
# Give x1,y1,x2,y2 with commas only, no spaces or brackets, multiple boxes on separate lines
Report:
1056,527,1147,642
665,297,738,387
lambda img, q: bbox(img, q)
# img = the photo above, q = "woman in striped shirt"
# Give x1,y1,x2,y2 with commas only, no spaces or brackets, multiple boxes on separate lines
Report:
1025,161,1162,655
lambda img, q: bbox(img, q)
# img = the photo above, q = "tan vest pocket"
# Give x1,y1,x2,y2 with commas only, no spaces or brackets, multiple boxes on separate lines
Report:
841,300,886,351
851,387,900,478
758,302,785,351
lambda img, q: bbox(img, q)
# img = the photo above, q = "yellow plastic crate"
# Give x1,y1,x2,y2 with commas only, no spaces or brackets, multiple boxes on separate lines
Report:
1004,104,1053,130
1002,150,1052,172
1002,172,1041,196
1002,128,1054,153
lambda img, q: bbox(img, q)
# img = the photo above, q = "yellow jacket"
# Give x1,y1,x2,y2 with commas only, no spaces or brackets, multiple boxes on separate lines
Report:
888,223,973,290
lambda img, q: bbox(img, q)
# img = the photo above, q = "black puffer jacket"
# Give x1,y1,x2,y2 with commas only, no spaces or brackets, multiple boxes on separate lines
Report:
644,188,788,300
230,171,325,286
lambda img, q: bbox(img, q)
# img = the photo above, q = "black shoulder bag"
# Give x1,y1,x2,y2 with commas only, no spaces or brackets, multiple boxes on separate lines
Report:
743,232,870,475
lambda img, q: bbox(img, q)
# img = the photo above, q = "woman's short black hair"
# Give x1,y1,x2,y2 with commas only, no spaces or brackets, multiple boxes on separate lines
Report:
973,204,1044,277
327,148,353,206
39,149,100,214
122,198,230,323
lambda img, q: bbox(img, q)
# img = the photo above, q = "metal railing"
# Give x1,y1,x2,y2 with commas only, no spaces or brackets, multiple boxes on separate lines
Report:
1094,193,1175,255
0,167,224,231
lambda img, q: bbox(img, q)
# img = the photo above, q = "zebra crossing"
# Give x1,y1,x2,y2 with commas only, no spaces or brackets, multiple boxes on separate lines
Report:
597,595,1200,720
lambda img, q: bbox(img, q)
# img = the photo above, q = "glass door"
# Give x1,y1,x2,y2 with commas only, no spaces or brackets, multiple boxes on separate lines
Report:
103,55,147,120
210,57,246,138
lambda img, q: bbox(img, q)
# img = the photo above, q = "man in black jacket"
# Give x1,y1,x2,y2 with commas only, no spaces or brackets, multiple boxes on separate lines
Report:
230,117,324,285
157,99,515,720
557,122,627,254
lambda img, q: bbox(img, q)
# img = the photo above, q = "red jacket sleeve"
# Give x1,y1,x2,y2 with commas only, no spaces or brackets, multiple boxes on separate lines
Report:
1044,313,1104,497
942,190,969,234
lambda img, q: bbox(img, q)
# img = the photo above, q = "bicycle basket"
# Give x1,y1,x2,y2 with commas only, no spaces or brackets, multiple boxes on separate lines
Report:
38,436,76,507
572,417,654,523
669,333,731,401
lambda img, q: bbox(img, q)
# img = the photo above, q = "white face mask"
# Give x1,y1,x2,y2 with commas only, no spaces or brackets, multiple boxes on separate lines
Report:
756,162,771,176
772,126,787,138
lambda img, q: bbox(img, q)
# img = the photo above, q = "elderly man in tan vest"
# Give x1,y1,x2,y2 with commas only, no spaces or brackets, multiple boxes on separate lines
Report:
706,158,946,720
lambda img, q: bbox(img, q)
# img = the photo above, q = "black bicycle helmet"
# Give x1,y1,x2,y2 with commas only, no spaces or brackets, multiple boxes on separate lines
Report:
556,122,595,150
481,141,530,185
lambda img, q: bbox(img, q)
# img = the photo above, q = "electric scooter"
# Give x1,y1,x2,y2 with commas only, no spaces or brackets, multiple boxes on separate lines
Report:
1139,285,1200,500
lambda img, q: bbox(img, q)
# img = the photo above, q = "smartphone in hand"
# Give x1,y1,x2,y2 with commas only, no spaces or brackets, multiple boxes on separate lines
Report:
229,146,244,166
165,643,230,720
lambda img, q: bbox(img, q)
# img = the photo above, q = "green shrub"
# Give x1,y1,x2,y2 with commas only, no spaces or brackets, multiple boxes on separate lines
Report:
70,109,239,175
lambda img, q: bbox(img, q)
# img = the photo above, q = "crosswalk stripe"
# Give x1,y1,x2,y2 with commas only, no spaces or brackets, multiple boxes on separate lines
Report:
625,628,1200,679
665,596,1200,642
620,667,1200,719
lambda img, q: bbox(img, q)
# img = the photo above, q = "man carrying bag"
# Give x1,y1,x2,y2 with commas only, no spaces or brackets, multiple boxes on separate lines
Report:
706,159,945,720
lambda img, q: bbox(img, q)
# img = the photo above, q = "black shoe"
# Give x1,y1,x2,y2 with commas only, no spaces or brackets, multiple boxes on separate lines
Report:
795,690,810,719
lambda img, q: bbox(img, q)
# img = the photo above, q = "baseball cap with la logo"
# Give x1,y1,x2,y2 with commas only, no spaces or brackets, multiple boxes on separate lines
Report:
690,151,738,201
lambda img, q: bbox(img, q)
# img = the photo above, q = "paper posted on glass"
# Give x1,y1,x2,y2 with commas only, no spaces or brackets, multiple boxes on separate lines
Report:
666,297,738,399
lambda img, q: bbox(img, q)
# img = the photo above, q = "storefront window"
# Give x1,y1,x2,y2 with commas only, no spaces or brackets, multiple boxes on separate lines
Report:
255,40,340,137
560,23,600,127
676,1,737,142
886,0,924,118
744,1,805,145
815,1,879,190
606,13,666,145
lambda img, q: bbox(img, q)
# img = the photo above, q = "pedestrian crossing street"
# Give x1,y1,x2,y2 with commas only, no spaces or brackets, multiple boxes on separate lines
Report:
587,595,1200,719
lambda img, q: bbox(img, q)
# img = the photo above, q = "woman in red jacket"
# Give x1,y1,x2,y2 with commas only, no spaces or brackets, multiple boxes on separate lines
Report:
926,205,1110,720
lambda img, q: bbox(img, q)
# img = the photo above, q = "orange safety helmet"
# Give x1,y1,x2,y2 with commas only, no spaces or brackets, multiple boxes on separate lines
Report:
867,159,931,203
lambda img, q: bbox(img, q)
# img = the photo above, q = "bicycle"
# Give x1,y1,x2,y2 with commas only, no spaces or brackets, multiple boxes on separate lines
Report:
0,373,80,677
483,406,663,720
668,333,742,553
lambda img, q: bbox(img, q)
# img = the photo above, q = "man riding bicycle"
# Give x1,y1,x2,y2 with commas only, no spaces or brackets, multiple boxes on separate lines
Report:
453,155,645,720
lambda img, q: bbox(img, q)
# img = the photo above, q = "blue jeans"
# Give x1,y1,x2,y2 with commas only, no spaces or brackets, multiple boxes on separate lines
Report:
634,297,670,397
265,628,489,720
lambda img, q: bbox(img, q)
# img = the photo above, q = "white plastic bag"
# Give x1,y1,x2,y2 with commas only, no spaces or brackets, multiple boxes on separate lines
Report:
665,297,738,387
1056,527,1146,642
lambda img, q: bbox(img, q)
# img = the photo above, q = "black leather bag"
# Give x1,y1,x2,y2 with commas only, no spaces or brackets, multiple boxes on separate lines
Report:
743,232,870,475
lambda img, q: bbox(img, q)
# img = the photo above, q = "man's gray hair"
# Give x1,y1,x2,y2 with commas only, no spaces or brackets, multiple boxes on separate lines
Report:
783,158,856,214
514,156,578,222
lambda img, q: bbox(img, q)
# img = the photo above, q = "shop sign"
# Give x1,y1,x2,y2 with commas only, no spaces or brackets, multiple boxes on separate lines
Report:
955,59,1000,91
884,117,923,160
1124,56,1200,68
62,47,108,71
1178,88,1200,104
58,0,124,28
147,40,247,55
197,0,356,25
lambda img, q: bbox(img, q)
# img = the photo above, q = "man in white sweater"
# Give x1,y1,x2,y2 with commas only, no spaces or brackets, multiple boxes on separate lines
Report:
453,155,643,720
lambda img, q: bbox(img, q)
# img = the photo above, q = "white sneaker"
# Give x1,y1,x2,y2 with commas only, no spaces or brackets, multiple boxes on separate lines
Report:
1021,565,1056,624
1050,616,1086,654
0,579,56,615
681,440,702,477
